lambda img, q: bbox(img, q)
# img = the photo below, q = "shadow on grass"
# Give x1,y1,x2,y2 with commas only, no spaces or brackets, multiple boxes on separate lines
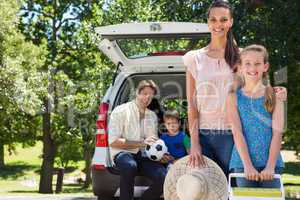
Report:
283,162,300,176
0,162,40,180
9,183,92,194
62,183,92,193
9,190,38,193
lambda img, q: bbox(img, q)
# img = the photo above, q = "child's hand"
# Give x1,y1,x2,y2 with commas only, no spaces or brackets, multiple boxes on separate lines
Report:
244,165,260,181
260,166,275,181
160,153,174,164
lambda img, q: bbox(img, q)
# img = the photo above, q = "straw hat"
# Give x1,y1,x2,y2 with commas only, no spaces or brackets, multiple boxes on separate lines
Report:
164,155,228,200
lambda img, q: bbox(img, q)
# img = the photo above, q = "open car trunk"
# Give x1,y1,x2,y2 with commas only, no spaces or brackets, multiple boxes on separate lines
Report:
95,22,209,69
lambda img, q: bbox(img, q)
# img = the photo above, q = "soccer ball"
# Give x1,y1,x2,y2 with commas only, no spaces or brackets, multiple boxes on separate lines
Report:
145,139,168,161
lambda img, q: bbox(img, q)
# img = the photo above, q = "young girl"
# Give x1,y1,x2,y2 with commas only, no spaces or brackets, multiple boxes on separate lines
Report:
227,44,284,187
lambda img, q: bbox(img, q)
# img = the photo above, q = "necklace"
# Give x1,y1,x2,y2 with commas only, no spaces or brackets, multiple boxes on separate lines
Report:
207,45,225,59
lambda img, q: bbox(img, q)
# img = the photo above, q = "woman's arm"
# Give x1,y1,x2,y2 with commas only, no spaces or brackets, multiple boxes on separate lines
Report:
226,93,259,180
274,86,287,101
184,52,205,167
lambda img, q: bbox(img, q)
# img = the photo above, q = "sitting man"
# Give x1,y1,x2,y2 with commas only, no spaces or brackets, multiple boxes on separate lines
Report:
108,80,167,200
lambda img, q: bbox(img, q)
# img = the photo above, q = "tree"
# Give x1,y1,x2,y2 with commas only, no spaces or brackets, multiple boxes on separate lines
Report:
0,0,46,167
19,0,112,192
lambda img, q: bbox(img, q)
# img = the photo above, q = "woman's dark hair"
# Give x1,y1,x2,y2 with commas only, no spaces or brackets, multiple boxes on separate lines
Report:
207,0,239,71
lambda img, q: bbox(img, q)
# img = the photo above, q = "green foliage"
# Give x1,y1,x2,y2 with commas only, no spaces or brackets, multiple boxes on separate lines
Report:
0,0,47,163
54,131,83,168
162,99,188,119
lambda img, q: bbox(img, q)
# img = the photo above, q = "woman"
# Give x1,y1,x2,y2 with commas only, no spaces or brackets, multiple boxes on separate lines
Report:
184,0,286,177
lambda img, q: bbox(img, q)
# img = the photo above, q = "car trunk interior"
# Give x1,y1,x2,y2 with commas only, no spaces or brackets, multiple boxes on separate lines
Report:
113,72,188,135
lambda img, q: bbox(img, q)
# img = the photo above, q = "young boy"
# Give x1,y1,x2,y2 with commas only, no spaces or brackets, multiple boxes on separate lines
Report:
160,110,190,163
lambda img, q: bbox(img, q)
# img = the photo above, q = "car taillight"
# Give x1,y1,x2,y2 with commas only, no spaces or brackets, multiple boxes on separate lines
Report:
93,102,109,170
97,103,109,130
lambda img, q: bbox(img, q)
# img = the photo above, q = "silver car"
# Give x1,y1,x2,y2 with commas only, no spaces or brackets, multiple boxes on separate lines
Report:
91,22,209,200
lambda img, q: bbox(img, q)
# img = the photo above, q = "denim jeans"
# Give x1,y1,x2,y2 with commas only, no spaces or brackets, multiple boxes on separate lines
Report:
199,129,234,177
233,167,283,188
114,151,167,200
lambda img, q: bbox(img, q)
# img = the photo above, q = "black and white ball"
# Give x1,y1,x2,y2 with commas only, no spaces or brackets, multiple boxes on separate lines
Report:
145,139,168,161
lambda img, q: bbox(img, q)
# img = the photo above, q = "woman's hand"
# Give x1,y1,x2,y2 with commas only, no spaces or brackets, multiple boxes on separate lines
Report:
274,86,287,101
260,166,275,181
244,164,260,181
188,143,206,168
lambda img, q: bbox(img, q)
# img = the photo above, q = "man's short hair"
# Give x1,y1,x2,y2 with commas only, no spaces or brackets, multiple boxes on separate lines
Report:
136,80,158,95
163,110,180,121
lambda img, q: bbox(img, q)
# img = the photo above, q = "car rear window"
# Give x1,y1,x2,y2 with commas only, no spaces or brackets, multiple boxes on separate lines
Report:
117,37,209,59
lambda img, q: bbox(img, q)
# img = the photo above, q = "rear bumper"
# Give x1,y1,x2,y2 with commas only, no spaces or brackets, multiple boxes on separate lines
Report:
91,166,153,199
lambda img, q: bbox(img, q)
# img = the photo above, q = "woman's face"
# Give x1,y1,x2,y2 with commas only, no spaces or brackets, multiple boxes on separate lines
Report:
208,7,233,38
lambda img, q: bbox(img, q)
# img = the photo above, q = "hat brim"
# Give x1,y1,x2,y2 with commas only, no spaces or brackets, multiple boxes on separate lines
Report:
163,155,228,200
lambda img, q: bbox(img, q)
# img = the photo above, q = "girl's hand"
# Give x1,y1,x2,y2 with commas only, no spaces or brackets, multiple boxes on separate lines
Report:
260,166,275,181
188,143,206,168
244,165,260,181
274,86,287,101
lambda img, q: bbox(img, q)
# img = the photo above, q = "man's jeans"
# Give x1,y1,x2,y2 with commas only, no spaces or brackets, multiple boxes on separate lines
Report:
114,151,167,200
199,129,234,177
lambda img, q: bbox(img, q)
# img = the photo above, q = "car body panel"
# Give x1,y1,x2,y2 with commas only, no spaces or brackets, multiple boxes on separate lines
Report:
95,22,209,39
96,22,209,68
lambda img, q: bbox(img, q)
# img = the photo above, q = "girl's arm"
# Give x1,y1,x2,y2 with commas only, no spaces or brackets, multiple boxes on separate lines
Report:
184,52,205,168
226,93,259,181
261,100,284,181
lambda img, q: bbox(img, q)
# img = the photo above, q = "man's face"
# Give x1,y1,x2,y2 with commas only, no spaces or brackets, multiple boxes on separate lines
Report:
136,86,155,109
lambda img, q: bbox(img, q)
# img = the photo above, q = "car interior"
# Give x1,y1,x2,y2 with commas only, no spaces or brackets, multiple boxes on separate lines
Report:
113,72,188,136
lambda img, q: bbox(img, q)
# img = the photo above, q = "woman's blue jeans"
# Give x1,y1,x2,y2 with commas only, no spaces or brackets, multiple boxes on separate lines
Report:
199,129,234,177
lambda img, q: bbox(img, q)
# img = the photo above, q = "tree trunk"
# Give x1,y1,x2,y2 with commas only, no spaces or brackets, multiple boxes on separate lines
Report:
0,143,5,168
39,99,56,193
83,142,92,188
39,0,58,193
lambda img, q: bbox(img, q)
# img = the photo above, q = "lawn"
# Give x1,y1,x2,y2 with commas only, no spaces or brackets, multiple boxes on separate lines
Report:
0,142,92,195
1,143,300,199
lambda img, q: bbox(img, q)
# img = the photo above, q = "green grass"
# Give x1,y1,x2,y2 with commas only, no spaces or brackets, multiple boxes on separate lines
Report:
0,142,91,195
1,143,300,199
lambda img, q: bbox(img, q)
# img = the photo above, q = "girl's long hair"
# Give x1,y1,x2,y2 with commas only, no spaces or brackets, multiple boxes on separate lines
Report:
239,44,275,113
207,1,239,71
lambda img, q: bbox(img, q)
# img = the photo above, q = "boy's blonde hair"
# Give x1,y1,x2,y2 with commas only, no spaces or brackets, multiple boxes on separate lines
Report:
163,110,180,121
239,44,275,113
